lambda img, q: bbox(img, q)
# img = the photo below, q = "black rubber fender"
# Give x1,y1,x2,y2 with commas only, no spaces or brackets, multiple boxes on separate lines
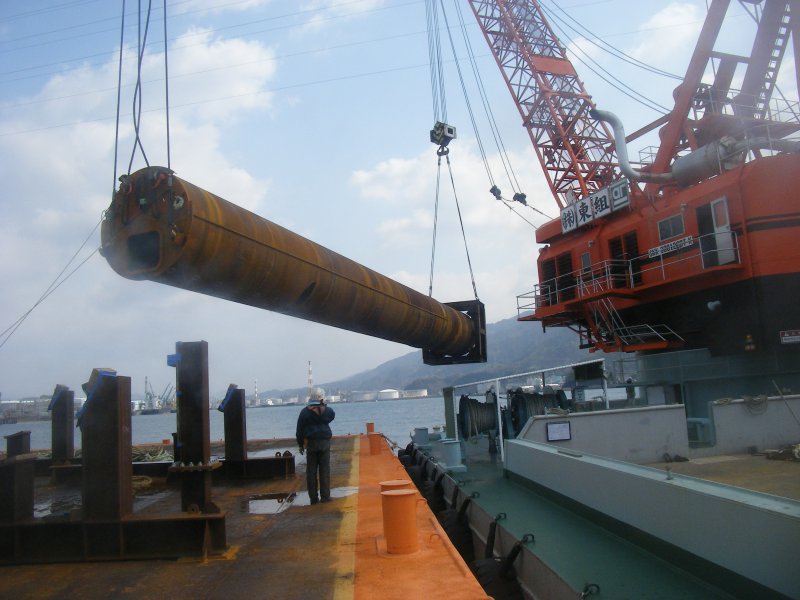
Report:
470,558,524,600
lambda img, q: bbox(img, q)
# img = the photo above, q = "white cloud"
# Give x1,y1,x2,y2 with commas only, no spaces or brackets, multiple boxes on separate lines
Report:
0,21,279,399
298,0,385,32
350,143,549,323
170,0,272,16
168,27,277,122
628,3,703,66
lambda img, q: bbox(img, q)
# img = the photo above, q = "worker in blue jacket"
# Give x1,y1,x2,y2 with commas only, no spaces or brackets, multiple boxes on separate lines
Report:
296,395,336,504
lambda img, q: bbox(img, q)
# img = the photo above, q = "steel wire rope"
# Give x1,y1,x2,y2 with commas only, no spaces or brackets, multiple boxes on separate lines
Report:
2,29,432,112
127,0,153,173
0,3,122,351
425,0,447,123
1,60,435,138
450,1,552,228
0,0,262,40
0,0,99,23
111,0,126,199
424,0,479,301
0,0,422,79
0,223,102,351
444,154,479,300
496,198,549,229
429,155,443,297
163,0,171,170
772,380,800,430
437,1,495,189
540,6,670,115
426,0,443,297
539,0,683,81
450,0,523,196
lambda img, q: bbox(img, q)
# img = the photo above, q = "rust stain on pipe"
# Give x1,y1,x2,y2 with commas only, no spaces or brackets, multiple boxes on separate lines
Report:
101,167,476,357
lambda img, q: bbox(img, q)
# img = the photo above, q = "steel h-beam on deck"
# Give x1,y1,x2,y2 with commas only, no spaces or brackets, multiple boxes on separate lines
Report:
49,384,75,464
218,384,296,480
0,367,226,564
80,368,133,520
221,384,247,462
169,341,222,513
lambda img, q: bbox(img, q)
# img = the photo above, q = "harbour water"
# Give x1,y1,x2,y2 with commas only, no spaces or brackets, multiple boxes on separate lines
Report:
0,397,446,452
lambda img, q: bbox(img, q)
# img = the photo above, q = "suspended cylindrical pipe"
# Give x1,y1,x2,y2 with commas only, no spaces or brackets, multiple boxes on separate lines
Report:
101,167,478,359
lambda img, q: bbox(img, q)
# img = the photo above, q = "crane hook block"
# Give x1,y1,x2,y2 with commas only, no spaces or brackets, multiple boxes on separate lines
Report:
430,121,457,147
101,166,487,364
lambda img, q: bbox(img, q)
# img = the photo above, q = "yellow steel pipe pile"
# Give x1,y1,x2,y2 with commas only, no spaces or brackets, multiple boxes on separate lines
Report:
101,167,484,363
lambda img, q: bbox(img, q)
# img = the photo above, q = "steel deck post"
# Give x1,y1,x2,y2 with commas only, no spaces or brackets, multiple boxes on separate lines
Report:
223,387,247,462
80,370,132,521
50,385,75,463
172,341,218,512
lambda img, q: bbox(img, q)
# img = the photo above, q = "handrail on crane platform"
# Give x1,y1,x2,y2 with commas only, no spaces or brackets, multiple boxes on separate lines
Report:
517,230,742,314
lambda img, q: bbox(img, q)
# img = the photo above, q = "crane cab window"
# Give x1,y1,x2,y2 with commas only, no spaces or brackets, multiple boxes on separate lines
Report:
540,253,576,305
658,214,685,241
608,231,642,287
581,252,591,272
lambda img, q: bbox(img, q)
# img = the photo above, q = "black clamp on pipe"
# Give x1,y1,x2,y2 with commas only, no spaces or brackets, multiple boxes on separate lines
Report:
423,300,487,365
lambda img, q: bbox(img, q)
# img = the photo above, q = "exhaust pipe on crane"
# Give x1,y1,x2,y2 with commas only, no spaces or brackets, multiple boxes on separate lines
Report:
100,166,486,366
591,108,800,186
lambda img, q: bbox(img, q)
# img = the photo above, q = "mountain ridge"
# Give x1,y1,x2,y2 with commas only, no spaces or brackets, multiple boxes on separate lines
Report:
269,314,594,397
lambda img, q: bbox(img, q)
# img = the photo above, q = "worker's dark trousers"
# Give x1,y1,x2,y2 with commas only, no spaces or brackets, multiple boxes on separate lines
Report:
306,438,332,502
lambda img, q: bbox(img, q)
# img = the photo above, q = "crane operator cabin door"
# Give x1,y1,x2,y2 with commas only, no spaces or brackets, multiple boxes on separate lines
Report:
698,197,736,268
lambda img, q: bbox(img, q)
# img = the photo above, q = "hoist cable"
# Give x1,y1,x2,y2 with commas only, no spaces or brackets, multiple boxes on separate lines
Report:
540,5,669,115
111,0,126,197
497,199,539,229
163,0,171,170
540,0,683,81
425,0,447,123
127,0,153,174
0,221,101,350
445,154,479,300
503,195,553,221
428,155,443,296
451,0,522,194
424,0,479,302
438,1,495,187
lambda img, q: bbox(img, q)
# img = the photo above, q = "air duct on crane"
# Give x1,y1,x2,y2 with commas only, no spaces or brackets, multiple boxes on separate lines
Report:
591,108,800,186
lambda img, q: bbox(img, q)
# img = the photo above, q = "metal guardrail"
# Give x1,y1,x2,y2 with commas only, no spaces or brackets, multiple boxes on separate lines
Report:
518,231,741,313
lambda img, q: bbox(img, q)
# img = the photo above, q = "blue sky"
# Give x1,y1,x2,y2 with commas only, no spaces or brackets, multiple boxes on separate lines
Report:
0,0,783,399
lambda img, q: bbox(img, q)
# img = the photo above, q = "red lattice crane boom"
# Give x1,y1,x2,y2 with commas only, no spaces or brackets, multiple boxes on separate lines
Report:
466,0,618,209
471,0,800,361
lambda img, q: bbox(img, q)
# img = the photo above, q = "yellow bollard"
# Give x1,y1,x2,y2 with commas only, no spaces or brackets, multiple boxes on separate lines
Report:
366,422,375,433
368,432,383,455
379,479,414,493
381,489,419,554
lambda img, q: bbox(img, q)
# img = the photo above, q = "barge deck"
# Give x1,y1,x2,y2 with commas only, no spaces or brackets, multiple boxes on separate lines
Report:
1,435,487,600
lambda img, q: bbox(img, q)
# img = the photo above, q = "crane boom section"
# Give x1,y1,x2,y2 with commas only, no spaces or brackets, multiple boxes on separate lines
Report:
467,0,617,209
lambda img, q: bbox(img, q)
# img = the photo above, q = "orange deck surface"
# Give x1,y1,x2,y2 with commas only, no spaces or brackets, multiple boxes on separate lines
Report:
349,435,489,600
